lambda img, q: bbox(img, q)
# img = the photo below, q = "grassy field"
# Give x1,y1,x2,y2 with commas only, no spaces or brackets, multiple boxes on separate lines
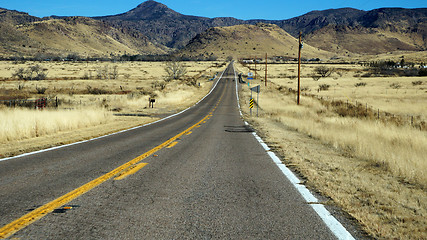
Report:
236,62,426,239
267,63,426,123
0,61,226,157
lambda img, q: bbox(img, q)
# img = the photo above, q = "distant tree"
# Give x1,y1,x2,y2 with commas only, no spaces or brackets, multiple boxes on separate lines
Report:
111,65,119,79
314,66,335,78
35,85,48,94
12,65,47,80
12,68,26,80
164,61,187,81
419,68,427,76
66,53,81,61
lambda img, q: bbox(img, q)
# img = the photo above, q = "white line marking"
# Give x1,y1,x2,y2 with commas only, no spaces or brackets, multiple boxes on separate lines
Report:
0,65,229,163
196,68,224,105
311,204,356,240
231,63,355,240
233,63,243,117
251,131,270,151
294,183,318,203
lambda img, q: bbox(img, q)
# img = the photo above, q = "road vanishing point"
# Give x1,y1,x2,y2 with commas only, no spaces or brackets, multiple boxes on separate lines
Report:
0,63,356,239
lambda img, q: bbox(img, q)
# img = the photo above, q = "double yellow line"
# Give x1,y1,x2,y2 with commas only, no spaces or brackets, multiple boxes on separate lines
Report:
0,95,224,239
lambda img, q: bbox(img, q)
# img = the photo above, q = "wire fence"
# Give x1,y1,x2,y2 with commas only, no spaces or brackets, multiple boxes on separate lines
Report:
301,92,426,131
0,97,55,109
0,97,116,110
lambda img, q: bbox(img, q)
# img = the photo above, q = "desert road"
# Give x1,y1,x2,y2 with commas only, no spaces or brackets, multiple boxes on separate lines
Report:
0,63,355,239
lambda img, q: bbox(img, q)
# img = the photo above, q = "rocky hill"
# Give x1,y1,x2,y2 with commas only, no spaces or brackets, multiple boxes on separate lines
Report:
0,8,165,58
1,1,426,58
0,8,41,57
97,1,427,55
176,23,334,59
256,8,427,54
95,0,244,49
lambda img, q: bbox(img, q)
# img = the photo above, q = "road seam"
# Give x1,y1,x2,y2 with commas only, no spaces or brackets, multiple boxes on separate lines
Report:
232,63,355,240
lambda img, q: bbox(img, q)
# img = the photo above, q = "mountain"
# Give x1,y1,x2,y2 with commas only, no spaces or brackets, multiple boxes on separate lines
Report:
262,8,427,54
177,23,334,60
304,24,424,55
0,8,41,57
251,8,366,37
0,7,40,25
0,8,165,58
1,1,426,58
95,0,244,49
96,1,427,55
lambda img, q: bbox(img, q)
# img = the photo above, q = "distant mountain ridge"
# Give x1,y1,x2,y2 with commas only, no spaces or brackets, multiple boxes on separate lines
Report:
176,23,334,60
0,7,166,58
268,7,427,54
94,1,244,49
95,1,427,54
1,0,426,58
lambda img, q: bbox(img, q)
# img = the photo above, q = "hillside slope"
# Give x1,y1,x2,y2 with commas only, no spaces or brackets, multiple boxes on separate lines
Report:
177,23,334,59
0,9,165,58
97,1,427,55
2,2,426,57
0,8,41,57
95,0,244,49
263,8,427,54
305,24,425,55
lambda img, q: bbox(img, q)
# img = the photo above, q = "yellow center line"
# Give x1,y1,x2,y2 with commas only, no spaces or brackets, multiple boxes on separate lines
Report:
166,141,179,149
114,163,149,181
186,131,192,135
0,87,226,239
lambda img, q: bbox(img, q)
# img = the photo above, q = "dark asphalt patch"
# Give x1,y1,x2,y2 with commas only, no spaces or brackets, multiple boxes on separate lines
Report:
224,125,254,133
26,205,80,214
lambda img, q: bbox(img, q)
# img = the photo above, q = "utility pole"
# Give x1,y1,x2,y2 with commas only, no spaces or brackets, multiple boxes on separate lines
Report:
265,53,268,87
297,32,302,105
254,57,257,79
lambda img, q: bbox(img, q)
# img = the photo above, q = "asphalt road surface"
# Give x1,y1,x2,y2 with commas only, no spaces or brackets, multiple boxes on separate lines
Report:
0,63,353,239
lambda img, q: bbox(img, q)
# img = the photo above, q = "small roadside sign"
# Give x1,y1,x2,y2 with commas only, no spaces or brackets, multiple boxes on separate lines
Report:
249,85,260,117
249,98,254,109
250,85,260,93
248,72,253,77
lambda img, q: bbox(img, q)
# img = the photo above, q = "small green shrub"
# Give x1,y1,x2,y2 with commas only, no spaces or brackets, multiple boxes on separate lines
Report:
355,82,367,87
318,84,330,91
390,83,401,89
87,86,110,95
412,80,423,86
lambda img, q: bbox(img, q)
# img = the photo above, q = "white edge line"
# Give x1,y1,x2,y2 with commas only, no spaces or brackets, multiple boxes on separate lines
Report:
232,63,355,240
233,63,243,117
0,65,229,163
311,204,356,240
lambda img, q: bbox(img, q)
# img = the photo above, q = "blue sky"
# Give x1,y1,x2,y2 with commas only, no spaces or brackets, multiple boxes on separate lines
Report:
1,0,425,20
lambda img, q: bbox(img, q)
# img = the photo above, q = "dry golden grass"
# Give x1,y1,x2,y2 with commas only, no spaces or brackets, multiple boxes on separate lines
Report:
0,113,156,158
0,108,110,143
236,62,427,239
254,63,427,124
0,61,226,157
